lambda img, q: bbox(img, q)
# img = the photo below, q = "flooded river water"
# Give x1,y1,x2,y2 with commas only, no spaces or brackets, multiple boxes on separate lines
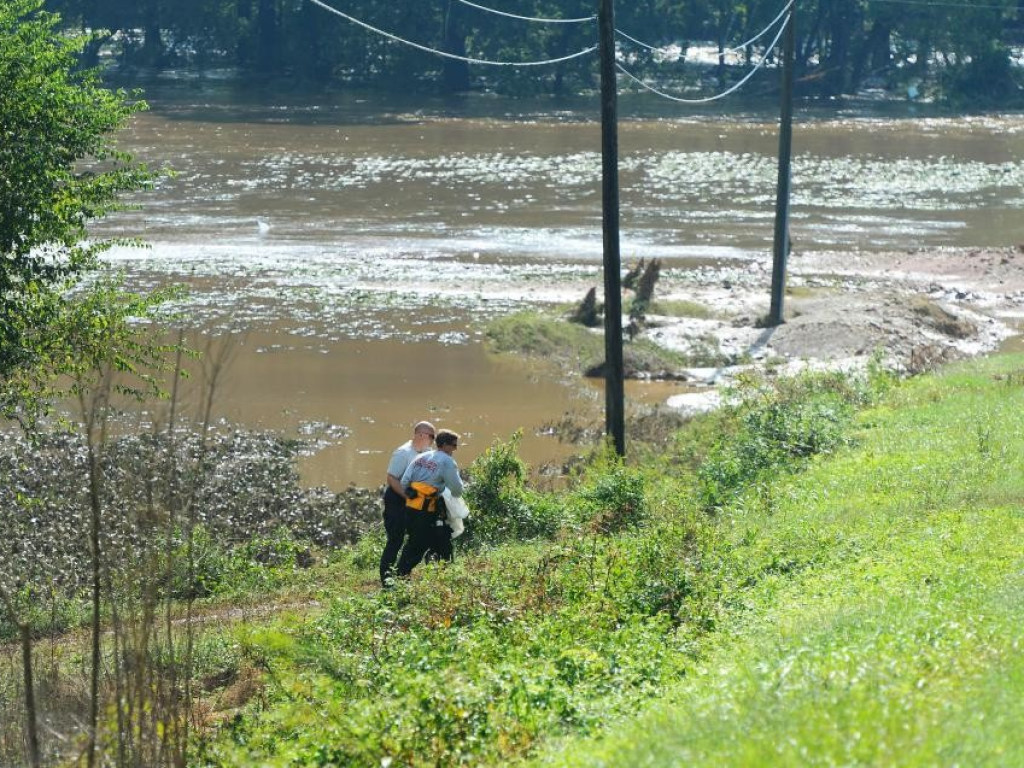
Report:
93,80,1024,489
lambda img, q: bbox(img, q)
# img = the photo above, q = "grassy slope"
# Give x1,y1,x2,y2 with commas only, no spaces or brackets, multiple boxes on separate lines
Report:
192,355,1024,766
532,356,1024,766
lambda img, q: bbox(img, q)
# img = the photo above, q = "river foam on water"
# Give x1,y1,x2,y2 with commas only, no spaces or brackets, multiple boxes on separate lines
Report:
91,85,1024,488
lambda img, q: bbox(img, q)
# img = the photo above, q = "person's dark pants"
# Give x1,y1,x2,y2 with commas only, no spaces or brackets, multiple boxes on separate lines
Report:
380,487,408,586
397,503,448,576
425,499,453,563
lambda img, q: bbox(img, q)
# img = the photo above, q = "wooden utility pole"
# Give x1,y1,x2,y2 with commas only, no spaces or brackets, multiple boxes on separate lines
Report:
768,5,796,326
598,0,625,456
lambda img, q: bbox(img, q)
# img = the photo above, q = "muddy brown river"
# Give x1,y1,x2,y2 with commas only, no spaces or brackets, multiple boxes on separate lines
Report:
91,81,1024,489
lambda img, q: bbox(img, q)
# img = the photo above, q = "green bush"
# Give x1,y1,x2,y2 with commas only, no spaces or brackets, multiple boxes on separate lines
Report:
0,585,86,640
697,371,873,511
168,524,231,600
169,525,317,600
568,453,648,535
463,432,567,547
202,549,692,767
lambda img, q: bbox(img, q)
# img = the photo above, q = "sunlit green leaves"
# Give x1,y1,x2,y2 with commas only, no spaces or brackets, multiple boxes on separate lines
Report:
1,0,160,385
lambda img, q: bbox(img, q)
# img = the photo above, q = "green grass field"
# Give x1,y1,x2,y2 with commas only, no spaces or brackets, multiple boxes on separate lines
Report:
532,355,1024,767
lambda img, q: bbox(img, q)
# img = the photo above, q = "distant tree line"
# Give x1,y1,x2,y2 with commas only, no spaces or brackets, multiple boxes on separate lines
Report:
44,0,1024,104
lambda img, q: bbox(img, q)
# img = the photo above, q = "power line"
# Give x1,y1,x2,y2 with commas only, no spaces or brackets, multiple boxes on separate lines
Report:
615,28,665,53
616,12,789,104
616,0,792,58
309,0,598,67
454,0,596,24
723,0,793,55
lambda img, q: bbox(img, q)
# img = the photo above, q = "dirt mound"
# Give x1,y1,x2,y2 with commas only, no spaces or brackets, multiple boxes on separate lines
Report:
645,246,1024,385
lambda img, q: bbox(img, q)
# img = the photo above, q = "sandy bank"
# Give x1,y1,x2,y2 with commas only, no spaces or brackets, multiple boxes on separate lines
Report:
640,246,1024,391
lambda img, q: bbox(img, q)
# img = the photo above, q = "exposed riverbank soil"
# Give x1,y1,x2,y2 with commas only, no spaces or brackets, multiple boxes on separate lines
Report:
636,246,1024,412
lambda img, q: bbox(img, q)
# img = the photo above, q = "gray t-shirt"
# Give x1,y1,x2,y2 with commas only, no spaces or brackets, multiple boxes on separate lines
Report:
386,440,419,480
400,449,464,497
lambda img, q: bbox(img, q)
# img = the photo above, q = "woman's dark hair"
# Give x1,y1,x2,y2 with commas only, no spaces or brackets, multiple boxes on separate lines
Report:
436,428,460,448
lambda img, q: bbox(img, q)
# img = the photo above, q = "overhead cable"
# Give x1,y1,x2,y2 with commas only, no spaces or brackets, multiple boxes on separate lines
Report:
616,12,789,104
722,0,794,55
454,0,596,24
616,0,793,58
615,28,664,53
309,0,598,66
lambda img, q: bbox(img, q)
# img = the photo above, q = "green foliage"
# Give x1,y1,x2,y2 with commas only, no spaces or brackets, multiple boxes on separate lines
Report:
531,353,1024,768
167,525,231,601
463,431,567,546
0,0,160,380
197,541,693,767
0,584,87,641
697,370,875,511
567,450,648,535
13,351,1024,766
186,367,890,764
38,0,1024,104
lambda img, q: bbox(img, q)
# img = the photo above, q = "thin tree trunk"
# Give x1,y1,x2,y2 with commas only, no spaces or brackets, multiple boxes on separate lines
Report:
82,369,112,768
256,0,280,74
110,594,128,767
142,0,164,67
182,337,232,751
86,438,102,768
441,0,470,93
20,623,41,768
164,331,186,763
1,586,41,768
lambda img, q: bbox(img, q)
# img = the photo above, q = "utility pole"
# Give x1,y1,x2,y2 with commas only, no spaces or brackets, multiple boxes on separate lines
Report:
598,0,625,456
768,4,796,326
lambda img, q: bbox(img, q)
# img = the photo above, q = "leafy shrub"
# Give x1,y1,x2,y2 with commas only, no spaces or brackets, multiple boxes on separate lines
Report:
349,521,386,570
601,522,711,625
463,432,567,546
167,524,231,600
697,371,872,511
205,551,693,767
569,452,648,535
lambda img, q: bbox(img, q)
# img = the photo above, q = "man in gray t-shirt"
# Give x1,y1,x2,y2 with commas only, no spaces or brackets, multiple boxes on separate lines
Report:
397,428,463,575
379,420,435,586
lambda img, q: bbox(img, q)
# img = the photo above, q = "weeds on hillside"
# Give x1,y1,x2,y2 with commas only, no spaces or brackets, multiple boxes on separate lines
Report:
532,353,1024,768
2,352,892,766
697,370,883,512
185,367,888,766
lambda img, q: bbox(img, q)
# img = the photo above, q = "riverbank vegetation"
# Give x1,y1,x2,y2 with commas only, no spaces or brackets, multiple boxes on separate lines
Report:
46,0,1024,106
1,5,172,764
4,352,1024,765
5,3,1024,765
485,309,723,375
535,354,1024,767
